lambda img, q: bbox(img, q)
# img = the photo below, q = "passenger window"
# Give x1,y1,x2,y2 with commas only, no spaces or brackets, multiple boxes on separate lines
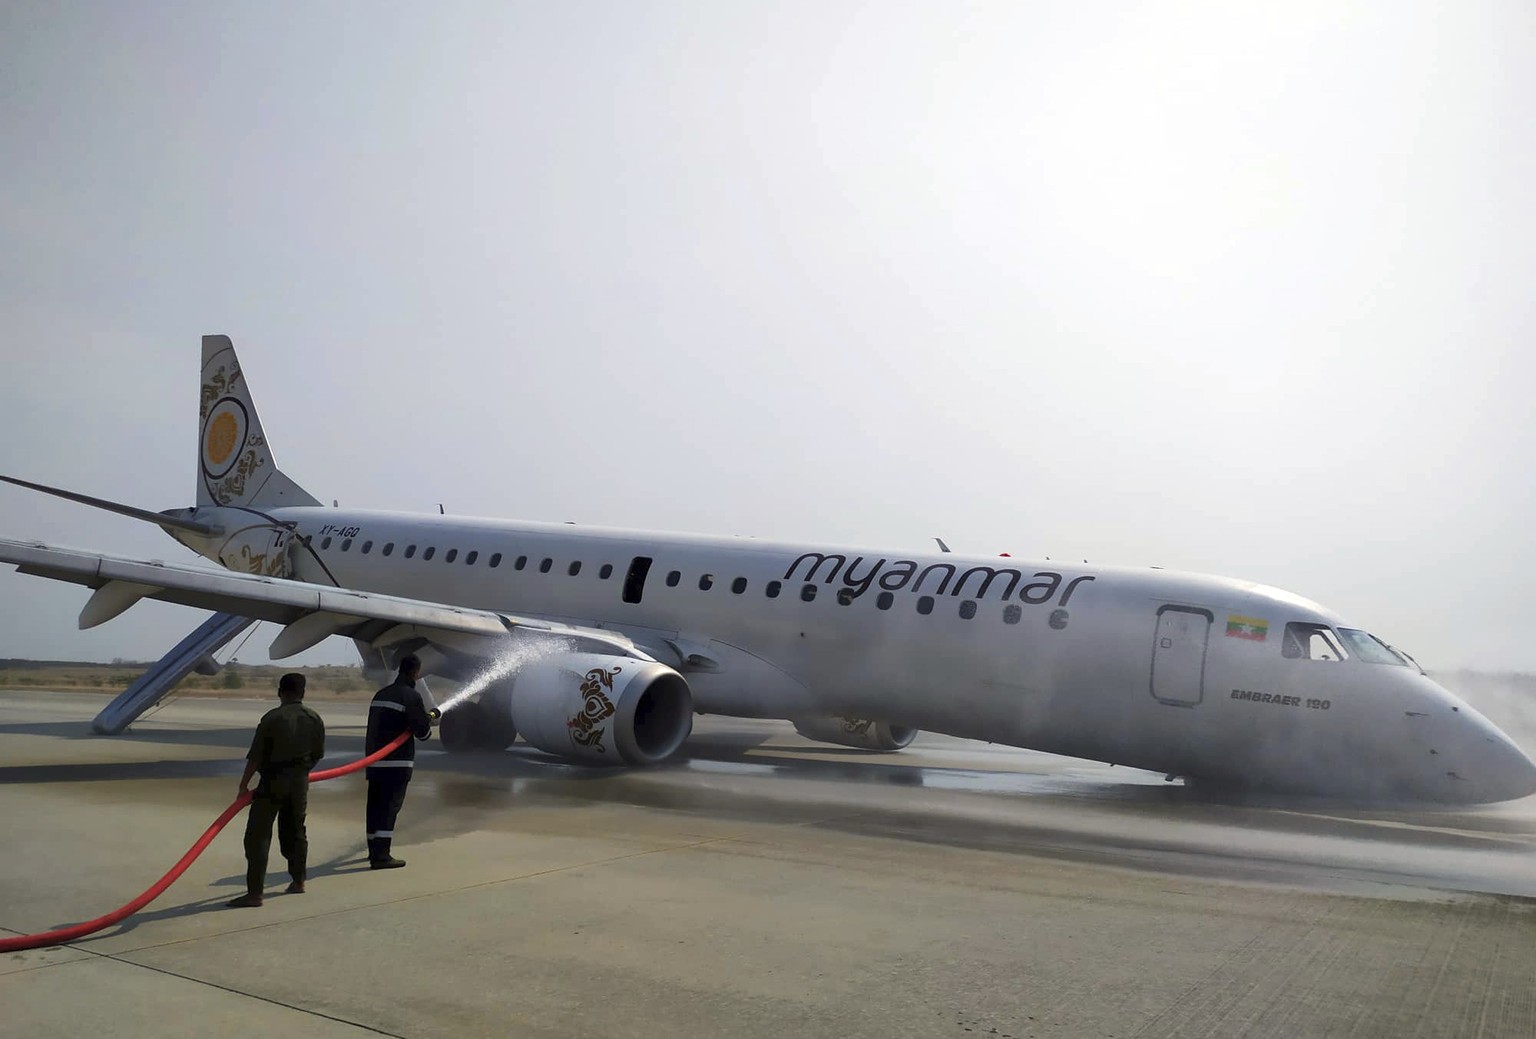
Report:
404,545,416,559
568,561,581,576
341,539,353,552
1003,604,1022,625
465,550,478,565
916,596,934,615
765,581,782,599
490,553,502,568
515,556,527,570
1282,623,1346,662
382,543,394,557
321,537,333,550
699,574,714,590
666,571,681,587
801,583,817,602
445,549,458,563
959,600,977,619
876,591,894,610
423,547,436,561
361,541,373,554
836,587,855,606
731,577,747,594
599,564,613,579
539,558,552,573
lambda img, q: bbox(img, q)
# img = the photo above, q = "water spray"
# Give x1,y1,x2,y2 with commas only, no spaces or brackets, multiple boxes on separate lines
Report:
433,639,571,715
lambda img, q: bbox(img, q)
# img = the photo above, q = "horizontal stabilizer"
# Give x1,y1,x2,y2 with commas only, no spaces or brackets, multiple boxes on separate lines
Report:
0,474,217,536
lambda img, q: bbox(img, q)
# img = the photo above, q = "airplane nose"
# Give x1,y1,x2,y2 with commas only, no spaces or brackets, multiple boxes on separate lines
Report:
1451,715,1536,803
1478,732,1536,803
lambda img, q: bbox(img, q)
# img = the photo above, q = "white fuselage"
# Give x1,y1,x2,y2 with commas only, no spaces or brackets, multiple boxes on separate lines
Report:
181,505,1536,803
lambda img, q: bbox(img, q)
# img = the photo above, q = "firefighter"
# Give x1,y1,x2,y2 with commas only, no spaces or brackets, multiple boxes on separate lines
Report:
227,672,325,908
365,654,434,868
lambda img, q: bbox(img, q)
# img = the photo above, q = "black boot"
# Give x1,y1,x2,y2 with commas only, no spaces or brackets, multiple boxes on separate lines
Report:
369,837,405,870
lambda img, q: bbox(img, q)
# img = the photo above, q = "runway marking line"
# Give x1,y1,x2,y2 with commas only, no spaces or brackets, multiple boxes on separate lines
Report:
1,937,409,1038
1273,809,1535,847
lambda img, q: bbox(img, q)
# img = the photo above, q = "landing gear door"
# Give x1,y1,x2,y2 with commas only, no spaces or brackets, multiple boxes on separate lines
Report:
1151,606,1212,706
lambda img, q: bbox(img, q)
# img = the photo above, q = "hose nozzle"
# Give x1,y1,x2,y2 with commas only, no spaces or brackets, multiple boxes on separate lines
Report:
427,707,442,724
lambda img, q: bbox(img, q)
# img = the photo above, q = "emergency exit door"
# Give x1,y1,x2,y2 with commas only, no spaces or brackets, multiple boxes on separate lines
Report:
1150,606,1212,706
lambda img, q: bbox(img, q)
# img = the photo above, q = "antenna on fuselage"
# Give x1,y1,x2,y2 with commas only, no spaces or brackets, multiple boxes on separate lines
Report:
438,503,444,515
934,537,951,553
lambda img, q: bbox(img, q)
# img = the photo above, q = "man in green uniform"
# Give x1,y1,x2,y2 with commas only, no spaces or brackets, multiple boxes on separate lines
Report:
227,672,326,908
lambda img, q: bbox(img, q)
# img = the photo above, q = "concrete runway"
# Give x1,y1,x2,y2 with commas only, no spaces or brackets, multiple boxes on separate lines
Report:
3,689,1535,1039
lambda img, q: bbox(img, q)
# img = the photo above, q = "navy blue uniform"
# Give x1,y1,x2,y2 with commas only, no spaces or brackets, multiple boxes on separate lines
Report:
364,677,432,864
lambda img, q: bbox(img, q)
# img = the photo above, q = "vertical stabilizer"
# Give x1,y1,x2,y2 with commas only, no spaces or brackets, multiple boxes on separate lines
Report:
198,335,320,509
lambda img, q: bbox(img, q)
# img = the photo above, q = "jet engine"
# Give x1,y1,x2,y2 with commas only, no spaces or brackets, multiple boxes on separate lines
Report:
792,717,918,751
511,652,693,765
438,687,519,753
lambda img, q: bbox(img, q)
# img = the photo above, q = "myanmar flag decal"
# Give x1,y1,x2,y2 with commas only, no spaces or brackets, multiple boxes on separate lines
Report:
1226,615,1269,641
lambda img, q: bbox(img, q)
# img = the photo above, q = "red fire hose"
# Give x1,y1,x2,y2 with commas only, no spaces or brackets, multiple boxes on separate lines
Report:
0,730,413,954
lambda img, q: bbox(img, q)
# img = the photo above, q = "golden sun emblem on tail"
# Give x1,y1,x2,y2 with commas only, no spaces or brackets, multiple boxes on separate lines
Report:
205,411,240,467
200,396,250,487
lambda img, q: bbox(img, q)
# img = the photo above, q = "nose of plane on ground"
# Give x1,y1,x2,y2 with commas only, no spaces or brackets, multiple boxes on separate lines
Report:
1446,710,1536,804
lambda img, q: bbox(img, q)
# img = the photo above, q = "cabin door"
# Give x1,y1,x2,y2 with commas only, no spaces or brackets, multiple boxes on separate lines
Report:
1150,606,1212,706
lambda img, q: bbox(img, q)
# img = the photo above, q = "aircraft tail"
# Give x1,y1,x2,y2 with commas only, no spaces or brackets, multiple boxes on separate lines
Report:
198,335,320,510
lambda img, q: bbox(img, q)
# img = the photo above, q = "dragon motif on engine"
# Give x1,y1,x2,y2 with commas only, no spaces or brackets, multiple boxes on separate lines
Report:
567,666,621,753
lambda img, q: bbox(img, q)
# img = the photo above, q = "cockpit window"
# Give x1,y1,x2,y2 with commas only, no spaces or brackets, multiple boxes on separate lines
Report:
1336,628,1410,666
1392,645,1425,673
1282,623,1347,662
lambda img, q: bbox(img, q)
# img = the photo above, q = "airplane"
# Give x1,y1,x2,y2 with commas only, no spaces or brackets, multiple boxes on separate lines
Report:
1,335,1533,805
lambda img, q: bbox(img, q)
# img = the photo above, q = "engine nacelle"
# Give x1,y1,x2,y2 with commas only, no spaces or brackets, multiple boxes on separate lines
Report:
792,716,918,751
512,653,693,765
438,697,519,753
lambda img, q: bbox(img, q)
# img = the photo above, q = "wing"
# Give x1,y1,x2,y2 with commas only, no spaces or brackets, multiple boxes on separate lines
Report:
0,537,653,664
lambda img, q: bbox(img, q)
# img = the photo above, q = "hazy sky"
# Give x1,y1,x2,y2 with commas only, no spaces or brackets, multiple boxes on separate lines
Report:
1,2,1532,671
